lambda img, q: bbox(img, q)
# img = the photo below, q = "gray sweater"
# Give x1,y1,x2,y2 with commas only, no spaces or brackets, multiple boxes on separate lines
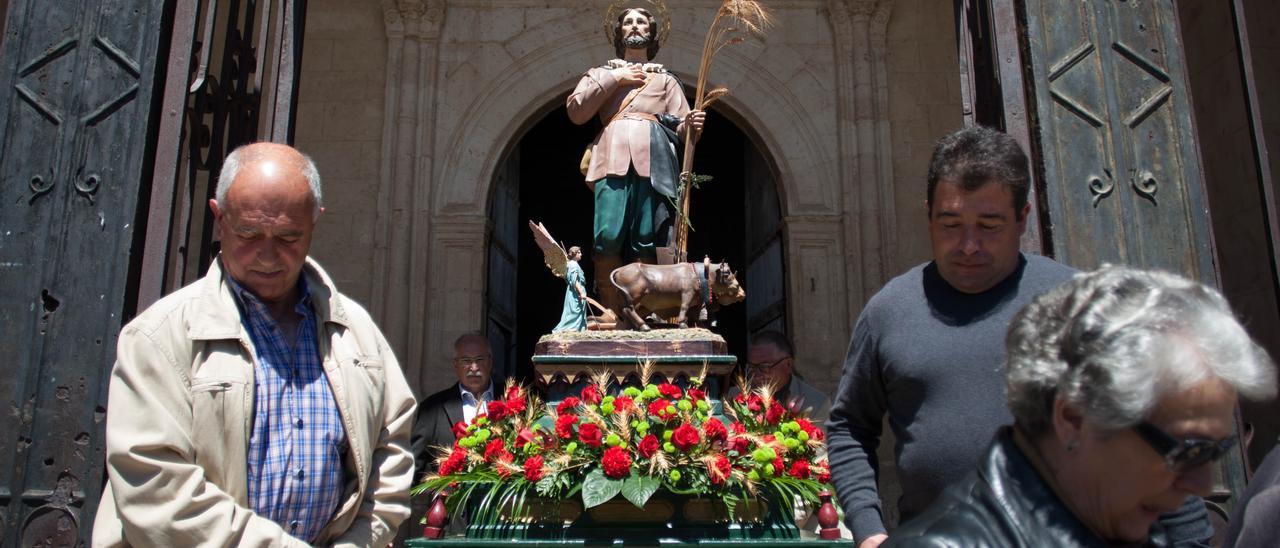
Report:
826,254,1076,542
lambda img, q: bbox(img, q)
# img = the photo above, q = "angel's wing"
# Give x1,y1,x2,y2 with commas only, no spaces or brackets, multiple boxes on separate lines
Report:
528,220,568,279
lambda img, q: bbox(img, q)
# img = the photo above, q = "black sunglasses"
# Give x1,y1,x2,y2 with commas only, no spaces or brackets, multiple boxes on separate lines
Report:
1131,421,1237,471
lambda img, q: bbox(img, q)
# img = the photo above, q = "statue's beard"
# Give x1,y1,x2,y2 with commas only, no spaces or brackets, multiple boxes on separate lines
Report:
623,34,649,50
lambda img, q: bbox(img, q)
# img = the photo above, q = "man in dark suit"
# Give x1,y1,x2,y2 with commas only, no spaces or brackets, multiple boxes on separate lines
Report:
412,333,495,471
404,333,495,539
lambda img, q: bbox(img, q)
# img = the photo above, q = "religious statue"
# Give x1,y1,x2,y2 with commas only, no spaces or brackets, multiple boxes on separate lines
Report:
566,1,706,314
530,220,610,332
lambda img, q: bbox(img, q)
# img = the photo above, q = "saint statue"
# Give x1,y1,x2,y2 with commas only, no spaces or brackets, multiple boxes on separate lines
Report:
566,2,705,313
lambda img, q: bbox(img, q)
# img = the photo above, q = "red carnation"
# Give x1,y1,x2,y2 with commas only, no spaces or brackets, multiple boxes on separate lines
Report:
557,397,581,415
506,385,522,401
773,456,785,475
746,394,764,412
439,447,467,476
601,446,632,479
451,421,469,440
709,455,732,485
638,434,660,458
555,414,579,439
578,422,604,448
765,402,785,425
704,418,728,444
614,396,635,412
797,418,825,441
581,385,602,405
487,400,509,421
658,383,683,399
731,422,746,434
789,460,811,479
671,423,701,452
687,388,706,401
505,397,526,415
729,435,750,454
815,464,831,484
523,455,545,482
648,399,676,421
484,439,507,462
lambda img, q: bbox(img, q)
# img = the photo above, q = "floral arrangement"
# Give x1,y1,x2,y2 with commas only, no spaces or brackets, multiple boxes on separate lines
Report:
414,366,832,528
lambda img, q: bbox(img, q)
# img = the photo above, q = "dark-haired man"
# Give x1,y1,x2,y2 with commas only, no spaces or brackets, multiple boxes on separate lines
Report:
826,126,1212,547
567,5,704,311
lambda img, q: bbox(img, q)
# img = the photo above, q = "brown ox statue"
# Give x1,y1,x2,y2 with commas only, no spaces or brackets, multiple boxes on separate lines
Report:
609,260,745,331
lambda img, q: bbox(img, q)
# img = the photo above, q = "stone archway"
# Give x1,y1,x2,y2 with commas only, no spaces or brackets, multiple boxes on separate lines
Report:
374,1,900,398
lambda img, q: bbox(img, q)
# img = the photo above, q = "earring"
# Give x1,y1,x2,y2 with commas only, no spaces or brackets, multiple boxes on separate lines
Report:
1066,440,1078,453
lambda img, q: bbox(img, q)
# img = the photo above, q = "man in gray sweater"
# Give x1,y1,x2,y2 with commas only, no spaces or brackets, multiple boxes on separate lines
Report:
826,126,1212,548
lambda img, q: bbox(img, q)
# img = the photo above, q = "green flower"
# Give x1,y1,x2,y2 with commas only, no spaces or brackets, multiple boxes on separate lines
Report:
669,470,682,482
606,433,622,446
752,447,776,463
565,442,579,454
677,400,693,412
601,403,615,415
763,463,775,477
747,470,761,481
797,430,810,442
663,442,676,453
663,430,674,441
784,438,800,450
696,400,710,411
624,387,642,398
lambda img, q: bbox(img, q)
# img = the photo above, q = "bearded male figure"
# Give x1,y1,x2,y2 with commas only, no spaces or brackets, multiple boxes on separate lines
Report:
567,3,705,312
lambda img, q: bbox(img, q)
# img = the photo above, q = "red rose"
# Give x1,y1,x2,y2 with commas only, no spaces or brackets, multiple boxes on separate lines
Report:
524,455,545,482
484,439,507,462
487,400,508,421
614,396,635,412
581,385,602,405
765,402,785,425
601,446,632,479
658,383,683,399
557,397,581,415
687,388,706,401
451,421,469,440
709,455,732,485
505,397,526,415
671,423,701,452
578,422,604,448
648,399,675,421
555,414,579,439
638,434,660,458
703,419,728,444
789,460,811,479
439,447,467,476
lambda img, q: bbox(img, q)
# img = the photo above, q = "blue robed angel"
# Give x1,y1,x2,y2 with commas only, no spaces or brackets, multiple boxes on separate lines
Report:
530,220,591,333
553,248,588,332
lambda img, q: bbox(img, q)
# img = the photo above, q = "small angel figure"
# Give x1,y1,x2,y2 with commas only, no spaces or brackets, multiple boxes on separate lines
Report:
529,220,592,332
554,246,589,332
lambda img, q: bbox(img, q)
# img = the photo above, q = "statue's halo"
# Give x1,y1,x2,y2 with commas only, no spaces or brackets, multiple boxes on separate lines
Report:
602,1,672,49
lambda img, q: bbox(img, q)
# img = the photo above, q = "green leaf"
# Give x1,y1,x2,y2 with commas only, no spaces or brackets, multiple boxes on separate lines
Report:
620,474,661,509
536,474,558,497
581,468,623,508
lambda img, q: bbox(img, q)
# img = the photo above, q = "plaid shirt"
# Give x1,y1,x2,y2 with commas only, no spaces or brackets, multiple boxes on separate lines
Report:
230,276,346,543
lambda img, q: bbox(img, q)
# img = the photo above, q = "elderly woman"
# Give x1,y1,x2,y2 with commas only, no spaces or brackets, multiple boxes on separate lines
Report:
887,266,1276,547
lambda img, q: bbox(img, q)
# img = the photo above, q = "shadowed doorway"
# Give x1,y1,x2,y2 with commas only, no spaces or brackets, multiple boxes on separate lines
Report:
485,95,787,382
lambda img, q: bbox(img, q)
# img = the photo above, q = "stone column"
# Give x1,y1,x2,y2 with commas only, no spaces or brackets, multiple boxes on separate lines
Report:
376,0,446,394
828,0,897,318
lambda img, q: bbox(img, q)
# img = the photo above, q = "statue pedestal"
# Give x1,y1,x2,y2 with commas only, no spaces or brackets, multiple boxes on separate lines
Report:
532,328,737,400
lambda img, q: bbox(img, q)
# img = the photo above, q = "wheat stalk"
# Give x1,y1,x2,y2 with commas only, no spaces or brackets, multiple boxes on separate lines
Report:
675,0,773,261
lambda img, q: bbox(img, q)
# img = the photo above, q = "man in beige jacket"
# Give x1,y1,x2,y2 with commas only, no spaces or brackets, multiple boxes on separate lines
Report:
93,143,416,547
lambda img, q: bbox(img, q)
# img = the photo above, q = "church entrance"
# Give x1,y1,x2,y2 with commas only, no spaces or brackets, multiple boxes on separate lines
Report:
485,96,787,382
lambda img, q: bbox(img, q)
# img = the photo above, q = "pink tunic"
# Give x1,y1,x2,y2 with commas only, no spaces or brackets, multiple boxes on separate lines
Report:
567,64,690,186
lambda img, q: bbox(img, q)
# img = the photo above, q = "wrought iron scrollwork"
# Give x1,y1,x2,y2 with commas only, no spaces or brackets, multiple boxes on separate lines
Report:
1132,169,1157,204
1088,173,1113,207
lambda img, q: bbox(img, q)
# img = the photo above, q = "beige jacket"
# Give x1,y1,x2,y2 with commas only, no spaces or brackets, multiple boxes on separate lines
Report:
567,63,690,185
92,258,416,547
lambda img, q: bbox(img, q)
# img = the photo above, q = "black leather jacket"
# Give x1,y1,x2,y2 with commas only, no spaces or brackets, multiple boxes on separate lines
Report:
886,427,1177,548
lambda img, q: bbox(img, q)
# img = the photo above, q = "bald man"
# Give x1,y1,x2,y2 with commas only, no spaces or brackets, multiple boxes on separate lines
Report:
94,143,417,546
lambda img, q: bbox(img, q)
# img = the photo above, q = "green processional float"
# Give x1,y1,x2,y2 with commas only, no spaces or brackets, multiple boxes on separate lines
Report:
410,2,843,545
